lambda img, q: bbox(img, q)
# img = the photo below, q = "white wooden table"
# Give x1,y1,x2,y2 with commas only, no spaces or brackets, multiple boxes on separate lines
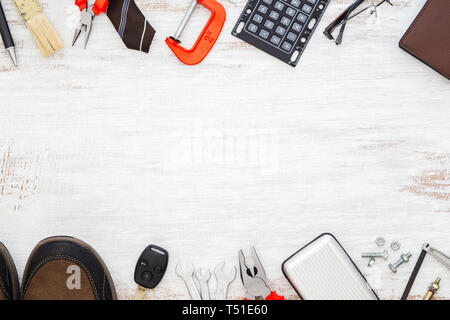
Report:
0,0,448,300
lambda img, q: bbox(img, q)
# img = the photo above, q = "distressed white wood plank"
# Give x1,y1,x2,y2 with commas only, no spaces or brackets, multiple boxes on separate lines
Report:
0,0,448,300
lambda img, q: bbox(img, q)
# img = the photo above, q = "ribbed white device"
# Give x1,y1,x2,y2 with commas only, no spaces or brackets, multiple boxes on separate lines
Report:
282,233,378,300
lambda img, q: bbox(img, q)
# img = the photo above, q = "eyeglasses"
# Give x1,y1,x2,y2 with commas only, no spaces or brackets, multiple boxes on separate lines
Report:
323,0,394,45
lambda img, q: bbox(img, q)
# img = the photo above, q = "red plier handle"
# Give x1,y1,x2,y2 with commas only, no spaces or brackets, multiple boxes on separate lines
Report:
75,0,88,11
266,292,284,300
243,292,284,300
92,0,109,15
75,0,109,15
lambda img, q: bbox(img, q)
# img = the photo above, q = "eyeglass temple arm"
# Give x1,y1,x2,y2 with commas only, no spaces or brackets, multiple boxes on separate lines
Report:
323,0,366,42
325,0,394,36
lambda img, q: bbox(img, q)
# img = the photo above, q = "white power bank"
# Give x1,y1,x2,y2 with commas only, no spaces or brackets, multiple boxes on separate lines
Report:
282,233,378,300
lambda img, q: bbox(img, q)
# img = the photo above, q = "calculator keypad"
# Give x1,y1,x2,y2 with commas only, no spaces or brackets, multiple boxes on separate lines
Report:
297,12,308,23
233,0,329,66
274,1,285,10
244,0,319,54
301,4,312,13
291,0,300,7
270,35,281,45
264,20,275,29
275,26,286,36
258,4,269,14
269,11,280,20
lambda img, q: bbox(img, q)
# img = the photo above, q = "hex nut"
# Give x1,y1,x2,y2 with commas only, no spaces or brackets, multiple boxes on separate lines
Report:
401,253,410,262
375,237,385,247
391,241,400,251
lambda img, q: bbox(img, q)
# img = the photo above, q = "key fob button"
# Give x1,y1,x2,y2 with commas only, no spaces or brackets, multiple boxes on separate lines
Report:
154,266,163,274
139,259,148,268
142,271,153,281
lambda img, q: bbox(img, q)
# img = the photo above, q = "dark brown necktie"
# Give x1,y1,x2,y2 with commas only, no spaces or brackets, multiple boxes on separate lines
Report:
106,0,155,53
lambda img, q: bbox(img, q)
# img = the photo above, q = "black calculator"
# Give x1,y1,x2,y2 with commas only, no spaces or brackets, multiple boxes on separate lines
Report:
232,0,330,67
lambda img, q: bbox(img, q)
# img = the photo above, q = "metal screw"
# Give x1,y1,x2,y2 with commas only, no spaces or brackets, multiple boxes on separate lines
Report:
361,250,389,260
389,252,412,273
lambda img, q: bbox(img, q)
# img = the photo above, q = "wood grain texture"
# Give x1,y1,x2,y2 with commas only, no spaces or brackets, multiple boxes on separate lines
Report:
0,0,448,300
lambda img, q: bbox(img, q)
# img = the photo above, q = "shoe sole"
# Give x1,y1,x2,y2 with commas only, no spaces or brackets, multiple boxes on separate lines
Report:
22,236,117,300
0,242,20,300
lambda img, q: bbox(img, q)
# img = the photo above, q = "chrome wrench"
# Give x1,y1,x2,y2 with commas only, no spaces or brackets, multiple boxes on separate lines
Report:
176,262,201,300
195,268,211,300
214,262,236,300
423,243,450,270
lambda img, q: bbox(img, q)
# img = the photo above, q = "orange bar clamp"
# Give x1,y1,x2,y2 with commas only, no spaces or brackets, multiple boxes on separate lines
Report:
165,0,226,65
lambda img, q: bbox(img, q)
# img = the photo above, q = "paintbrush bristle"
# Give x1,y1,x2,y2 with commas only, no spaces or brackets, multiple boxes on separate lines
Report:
25,13,63,57
15,0,63,57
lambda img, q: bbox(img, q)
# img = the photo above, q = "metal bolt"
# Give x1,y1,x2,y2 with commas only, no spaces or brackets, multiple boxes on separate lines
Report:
361,249,389,260
423,277,440,300
389,252,412,273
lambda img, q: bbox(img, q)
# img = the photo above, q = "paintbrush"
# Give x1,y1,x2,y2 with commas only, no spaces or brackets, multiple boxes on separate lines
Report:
14,0,63,57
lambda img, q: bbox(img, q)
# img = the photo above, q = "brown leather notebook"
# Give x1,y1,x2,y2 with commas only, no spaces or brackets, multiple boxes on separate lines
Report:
399,0,450,79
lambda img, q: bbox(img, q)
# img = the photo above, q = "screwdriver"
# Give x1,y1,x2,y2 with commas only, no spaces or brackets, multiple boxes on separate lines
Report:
0,0,17,66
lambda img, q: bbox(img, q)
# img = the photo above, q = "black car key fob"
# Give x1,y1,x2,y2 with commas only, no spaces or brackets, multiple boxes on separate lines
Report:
134,245,168,299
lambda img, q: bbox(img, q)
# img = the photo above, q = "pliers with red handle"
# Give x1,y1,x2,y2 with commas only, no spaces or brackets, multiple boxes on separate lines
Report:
239,247,284,300
72,0,109,49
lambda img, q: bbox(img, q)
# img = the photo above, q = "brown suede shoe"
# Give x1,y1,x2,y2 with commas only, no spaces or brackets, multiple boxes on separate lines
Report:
0,242,20,300
21,236,117,300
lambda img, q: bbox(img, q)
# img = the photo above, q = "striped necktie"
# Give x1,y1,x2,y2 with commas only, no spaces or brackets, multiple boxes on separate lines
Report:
107,0,155,53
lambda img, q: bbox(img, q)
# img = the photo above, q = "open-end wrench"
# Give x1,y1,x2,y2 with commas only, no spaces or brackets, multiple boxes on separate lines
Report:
195,268,211,300
176,262,201,300
214,262,236,300
423,244,450,270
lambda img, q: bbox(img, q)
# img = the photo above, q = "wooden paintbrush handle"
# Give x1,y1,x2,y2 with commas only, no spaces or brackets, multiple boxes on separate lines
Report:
14,0,63,57
14,0,42,22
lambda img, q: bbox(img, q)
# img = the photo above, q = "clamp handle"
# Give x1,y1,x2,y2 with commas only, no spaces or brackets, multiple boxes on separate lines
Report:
92,0,109,15
75,0,87,11
165,0,226,65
